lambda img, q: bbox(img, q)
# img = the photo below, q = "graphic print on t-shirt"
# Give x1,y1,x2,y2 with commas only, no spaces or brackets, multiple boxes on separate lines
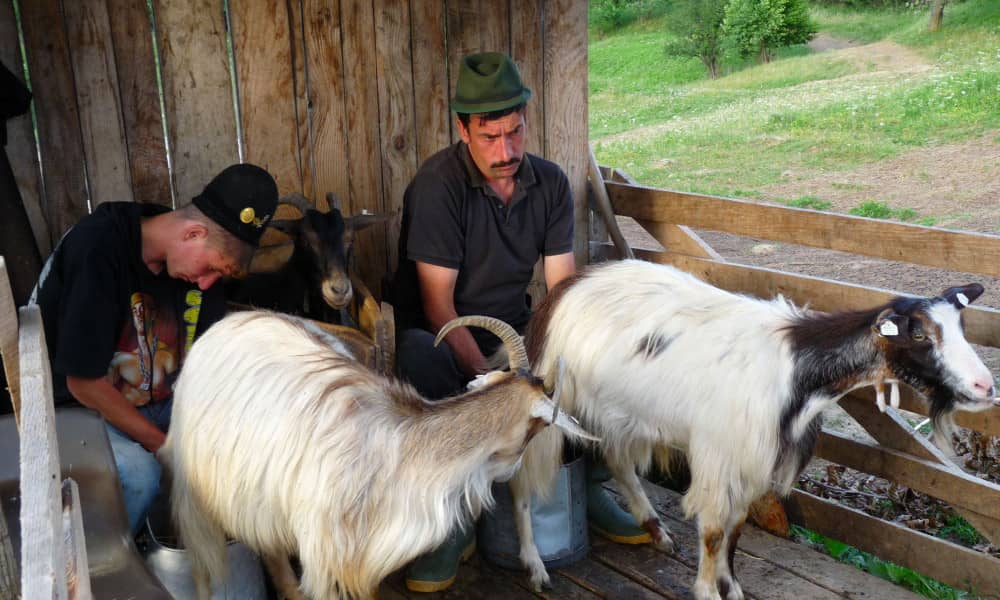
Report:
108,291,180,406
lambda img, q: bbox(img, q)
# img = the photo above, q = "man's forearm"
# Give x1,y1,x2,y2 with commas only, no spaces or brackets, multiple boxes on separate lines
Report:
425,309,487,378
66,376,166,452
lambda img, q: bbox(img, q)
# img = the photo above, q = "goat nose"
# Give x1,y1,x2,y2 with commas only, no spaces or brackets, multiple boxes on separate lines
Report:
972,378,995,398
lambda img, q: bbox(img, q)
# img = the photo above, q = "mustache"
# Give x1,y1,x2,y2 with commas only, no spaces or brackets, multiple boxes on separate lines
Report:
490,157,520,169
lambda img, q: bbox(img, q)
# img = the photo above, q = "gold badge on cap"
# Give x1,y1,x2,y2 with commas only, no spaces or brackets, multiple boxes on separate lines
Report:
239,207,256,224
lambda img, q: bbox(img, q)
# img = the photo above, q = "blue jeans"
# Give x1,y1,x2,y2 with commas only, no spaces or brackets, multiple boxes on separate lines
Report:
395,328,469,400
105,398,172,535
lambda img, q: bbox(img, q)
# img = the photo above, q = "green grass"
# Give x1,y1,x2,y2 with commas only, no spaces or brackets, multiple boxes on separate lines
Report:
590,0,1000,201
848,200,927,222
791,525,976,599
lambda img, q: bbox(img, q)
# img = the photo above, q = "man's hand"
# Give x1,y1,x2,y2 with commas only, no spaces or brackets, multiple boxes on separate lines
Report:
415,261,489,377
66,376,166,452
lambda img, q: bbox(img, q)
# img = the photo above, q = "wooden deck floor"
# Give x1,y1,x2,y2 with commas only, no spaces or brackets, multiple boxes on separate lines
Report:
380,483,921,599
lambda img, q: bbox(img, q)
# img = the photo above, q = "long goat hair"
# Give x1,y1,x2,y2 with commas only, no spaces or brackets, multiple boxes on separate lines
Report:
161,310,593,600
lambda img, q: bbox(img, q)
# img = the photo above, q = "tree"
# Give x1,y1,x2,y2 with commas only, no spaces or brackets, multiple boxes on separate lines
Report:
723,0,817,64
663,0,729,79
928,0,947,32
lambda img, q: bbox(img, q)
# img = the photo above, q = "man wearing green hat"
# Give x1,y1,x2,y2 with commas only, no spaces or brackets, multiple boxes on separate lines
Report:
391,52,649,592
31,163,279,535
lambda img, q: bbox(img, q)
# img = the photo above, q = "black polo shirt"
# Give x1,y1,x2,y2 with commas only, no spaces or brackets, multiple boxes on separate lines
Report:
392,142,573,349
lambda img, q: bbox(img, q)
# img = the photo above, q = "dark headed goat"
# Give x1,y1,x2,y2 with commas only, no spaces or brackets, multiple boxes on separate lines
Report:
228,193,388,323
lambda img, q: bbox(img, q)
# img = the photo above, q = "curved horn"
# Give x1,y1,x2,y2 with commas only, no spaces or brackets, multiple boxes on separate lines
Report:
434,316,528,371
278,192,313,216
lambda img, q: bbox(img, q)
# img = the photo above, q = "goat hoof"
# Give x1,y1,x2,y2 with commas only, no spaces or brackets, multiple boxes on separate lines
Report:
528,571,551,592
720,576,744,600
692,580,723,600
655,532,676,554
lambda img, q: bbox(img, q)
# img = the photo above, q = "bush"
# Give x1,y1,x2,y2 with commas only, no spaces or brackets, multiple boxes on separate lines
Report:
663,0,730,78
590,0,670,36
722,0,818,63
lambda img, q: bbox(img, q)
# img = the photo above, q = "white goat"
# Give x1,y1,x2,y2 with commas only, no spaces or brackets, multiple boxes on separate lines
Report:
160,311,594,600
514,259,996,600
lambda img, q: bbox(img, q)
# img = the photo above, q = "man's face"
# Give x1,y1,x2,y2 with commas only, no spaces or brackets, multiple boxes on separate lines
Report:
457,110,526,183
168,228,241,290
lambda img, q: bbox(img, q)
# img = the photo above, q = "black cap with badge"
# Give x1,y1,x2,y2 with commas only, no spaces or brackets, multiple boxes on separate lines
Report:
192,163,279,247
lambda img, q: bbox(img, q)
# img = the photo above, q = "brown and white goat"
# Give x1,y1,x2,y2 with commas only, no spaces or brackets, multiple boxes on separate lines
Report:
160,311,593,600
514,259,996,600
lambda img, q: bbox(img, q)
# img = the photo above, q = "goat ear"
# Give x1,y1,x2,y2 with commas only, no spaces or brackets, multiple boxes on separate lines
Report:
268,219,301,237
346,213,391,233
326,192,342,212
530,399,600,442
939,283,983,310
873,308,909,342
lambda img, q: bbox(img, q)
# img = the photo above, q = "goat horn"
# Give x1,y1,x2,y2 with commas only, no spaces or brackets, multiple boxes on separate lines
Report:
434,316,528,371
551,357,566,423
278,192,313,215
326,192,342,212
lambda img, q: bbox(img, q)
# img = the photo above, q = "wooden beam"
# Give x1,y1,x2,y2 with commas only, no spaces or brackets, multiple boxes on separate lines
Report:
156,0,239,205
543,0,589,266
17,305,66,599
815,429,1000,520
107,0,173,207
0,496,17,600
299,0,351,209
588,148,633,260
410,1,451,165
786,489,1000,595
231,1,303,198
632,250,1000,349
511,0,545,158
0,258,19,429
19,0,91,243
839,393,1000,546
608,182,1000,278
61,479,91,600
62,0,133,206
374,0,418,277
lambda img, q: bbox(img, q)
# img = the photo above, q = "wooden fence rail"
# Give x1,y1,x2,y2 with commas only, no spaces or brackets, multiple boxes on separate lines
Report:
597,172,1000,596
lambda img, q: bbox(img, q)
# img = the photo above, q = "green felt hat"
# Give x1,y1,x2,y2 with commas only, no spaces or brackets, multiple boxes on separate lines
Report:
450,52,532,114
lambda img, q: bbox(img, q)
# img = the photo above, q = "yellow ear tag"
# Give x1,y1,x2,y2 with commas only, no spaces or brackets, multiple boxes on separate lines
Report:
239,207,256,224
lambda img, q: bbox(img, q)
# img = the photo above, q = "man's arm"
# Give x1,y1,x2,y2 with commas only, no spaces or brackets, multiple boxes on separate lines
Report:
66,376,166,452
416,261,488,377
543,251,576,290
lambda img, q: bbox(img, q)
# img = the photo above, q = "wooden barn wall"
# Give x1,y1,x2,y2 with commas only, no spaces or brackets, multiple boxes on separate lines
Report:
1,0,589,297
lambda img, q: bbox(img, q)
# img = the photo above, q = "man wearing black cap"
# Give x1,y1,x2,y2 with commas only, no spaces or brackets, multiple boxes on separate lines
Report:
392,52,649,592
31,163,279,535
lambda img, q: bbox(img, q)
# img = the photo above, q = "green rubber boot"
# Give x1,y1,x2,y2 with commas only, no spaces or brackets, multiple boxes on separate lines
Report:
405,525,476,593
586,458,652,544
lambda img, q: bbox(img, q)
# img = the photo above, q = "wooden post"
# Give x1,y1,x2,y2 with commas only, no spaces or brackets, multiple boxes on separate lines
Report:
0,496,18,599
17,305,67,599
0,257,20,429
587,149,633,260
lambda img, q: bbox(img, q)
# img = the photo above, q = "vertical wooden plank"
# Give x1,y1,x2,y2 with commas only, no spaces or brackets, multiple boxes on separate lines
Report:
341,0,387,293
288,0,316,206
446,0,480,144
231,0,303,197
480,1,510,53
18,0,91,243
62,0,133,205
0,496,17,599
301,0,351,211
107,0,173,207
543,0,589,265
0,2,49,257
374,0,417,276
0,257,19,428
510,0,545,156
61,479,92,600
156,0,239,206
410,1,450,164
18,305,67,600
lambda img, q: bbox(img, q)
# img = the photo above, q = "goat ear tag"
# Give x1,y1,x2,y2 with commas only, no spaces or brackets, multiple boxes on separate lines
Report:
879,321,899,337
956,292,969,307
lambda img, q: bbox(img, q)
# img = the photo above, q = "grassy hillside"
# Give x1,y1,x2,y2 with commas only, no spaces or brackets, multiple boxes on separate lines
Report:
589,1,1000,200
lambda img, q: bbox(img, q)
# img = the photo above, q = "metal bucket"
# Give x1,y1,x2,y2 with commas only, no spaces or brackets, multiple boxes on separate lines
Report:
139,498,268,600
478,455,588,570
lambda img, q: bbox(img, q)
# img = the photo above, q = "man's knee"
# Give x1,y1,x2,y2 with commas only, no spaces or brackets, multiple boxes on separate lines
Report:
396,328,466,400
106,427,163,533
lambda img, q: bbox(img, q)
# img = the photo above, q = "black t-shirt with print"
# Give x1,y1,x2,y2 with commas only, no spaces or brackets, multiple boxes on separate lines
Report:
32,202,226,406
391,142,574,350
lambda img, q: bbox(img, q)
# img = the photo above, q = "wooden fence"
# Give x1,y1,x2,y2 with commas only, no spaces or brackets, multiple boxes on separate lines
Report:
595,167,1000,596
0,0,590,296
